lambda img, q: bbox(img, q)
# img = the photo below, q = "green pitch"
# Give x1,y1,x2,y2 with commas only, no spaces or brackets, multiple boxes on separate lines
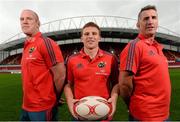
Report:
0,69,180,120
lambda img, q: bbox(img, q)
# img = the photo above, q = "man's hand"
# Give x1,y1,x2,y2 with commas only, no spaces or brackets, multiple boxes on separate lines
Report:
69,98,79,120
107,97,117,120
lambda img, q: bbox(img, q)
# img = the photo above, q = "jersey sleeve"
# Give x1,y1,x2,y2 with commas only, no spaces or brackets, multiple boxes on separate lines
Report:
40,37,64,68
120,40,140,75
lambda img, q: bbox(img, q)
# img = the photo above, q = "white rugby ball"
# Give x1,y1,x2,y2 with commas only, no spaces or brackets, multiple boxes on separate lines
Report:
73,96,112,120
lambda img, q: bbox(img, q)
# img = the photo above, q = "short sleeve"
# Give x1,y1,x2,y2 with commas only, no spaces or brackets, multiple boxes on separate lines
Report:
120,40,140,74
40,37,64,68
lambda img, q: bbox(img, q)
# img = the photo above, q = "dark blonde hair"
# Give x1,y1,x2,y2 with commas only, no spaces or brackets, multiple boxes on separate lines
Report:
138,5,157,19
81,22,101,36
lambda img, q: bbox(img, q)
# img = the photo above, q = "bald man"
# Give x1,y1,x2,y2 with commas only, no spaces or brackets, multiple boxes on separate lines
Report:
20,9,66,121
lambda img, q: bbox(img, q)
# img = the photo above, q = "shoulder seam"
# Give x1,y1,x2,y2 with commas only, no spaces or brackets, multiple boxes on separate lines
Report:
126,38,139,71
41,36,57,66
103,51,113,56
68,53,80,59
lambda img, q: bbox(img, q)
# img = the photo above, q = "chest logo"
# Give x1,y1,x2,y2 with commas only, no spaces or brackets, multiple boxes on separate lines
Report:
77,63,83,69
148,50,155,56
98,61,106,68
29,47,35,54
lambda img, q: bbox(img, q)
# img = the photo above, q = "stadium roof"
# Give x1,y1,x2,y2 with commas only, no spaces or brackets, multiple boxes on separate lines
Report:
0,15,180,51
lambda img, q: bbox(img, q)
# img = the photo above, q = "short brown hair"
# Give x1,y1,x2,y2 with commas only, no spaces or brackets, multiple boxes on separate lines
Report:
81,22,101,36
138,5,157,19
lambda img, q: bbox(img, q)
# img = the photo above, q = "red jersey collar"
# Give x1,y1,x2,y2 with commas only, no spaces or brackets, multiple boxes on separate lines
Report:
138,34,158,46
24,32,42,49
80,48,104,58
26,32,42,42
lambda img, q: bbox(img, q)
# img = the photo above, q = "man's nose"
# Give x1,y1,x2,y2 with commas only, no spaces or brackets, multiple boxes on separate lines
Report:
147,17,153,24
88,33,93,38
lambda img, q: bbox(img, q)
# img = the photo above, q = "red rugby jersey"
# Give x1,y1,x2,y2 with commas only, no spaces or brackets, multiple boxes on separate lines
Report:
67,48,118,99
21,32,64,111
120,34,171,120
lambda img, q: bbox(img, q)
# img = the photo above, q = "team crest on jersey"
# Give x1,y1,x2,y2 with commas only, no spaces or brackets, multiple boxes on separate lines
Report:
29,47,35,54
98,61,106,68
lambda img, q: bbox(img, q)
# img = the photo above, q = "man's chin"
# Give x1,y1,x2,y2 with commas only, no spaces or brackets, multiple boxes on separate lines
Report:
146,31,156,35
86,45,95,49
23,32,32,36
146,33,156,37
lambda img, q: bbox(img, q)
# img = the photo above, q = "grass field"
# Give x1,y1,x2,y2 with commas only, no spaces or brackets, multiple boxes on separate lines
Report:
0,69,180,120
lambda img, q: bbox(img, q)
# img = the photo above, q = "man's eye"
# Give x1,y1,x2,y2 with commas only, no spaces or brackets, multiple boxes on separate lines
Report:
27,17,33,20
152,16,157,19
144,17,149,21
92,32,97,35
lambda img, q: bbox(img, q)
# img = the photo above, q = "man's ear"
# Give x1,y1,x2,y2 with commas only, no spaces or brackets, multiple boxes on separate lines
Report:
81,36,83,42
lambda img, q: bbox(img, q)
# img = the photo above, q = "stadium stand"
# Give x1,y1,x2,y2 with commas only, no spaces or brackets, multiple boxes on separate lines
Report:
0,16,180,72
0,65,21,73
163,50,176,61
0,54,22,65
1,43,178,65
0,44,180,73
